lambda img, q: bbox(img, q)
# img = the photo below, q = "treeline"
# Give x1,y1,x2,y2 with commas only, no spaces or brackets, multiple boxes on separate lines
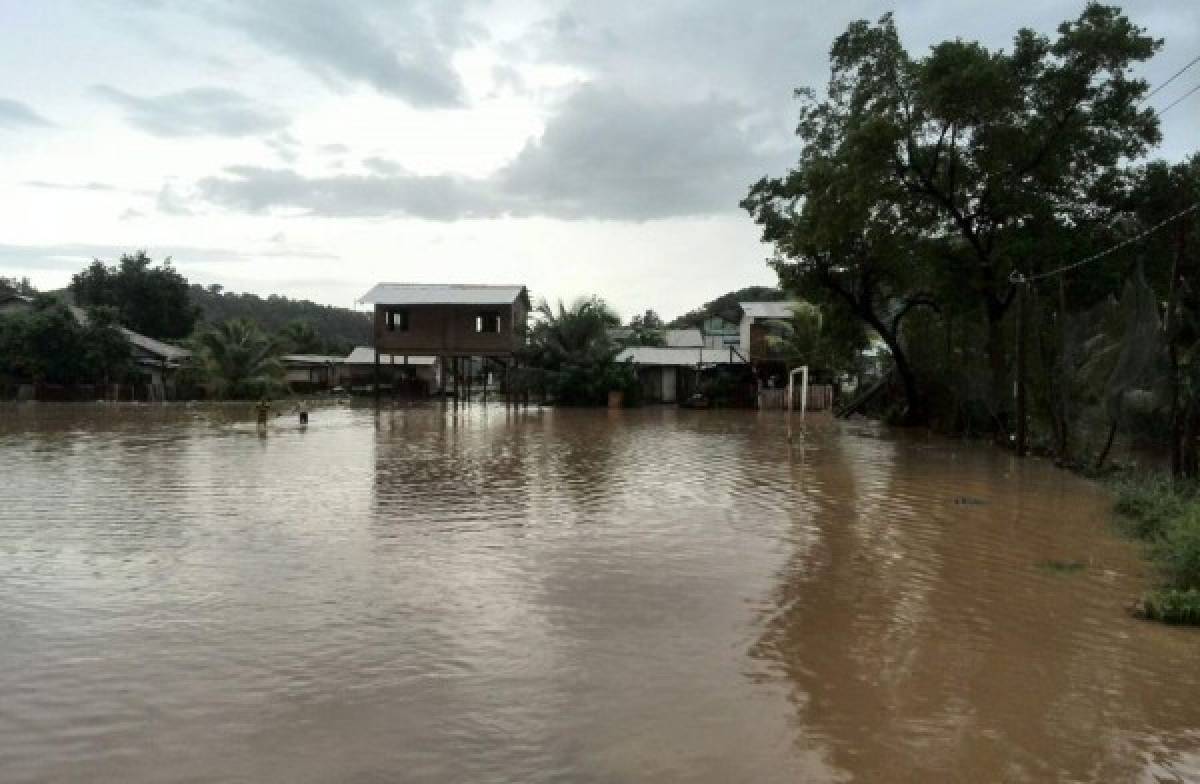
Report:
669,286,783,328
0,253,370,397
190,284,369,355
745,4,1200,475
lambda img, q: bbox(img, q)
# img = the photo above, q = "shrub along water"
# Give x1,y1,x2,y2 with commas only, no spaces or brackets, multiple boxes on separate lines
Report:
1114,477,1200,624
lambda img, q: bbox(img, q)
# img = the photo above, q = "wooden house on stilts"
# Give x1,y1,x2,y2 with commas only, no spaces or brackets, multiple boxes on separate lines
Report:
357,283,530,400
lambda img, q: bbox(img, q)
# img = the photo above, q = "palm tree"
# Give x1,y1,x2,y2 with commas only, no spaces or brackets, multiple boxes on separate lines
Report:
195,319,283,399
518,297,634,404
280,320,323,354
527,297,621,368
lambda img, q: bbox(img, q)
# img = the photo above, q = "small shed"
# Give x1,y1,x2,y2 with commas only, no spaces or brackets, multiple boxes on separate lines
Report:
617,345,746,403
281,354,345,390
119,328,192,400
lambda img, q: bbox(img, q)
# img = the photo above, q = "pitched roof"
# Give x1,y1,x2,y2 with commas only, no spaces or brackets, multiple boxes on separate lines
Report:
358,283,529,307
739,301,799,321
121,329,192,361
344,346,437,366
664,328,703,348
617,346,746,367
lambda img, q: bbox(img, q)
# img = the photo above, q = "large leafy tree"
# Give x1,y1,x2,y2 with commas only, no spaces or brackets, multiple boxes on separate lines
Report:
195,319,283,399
1127,155,1200,474
0,298,130,385
71,251,199,340
745,4,1161,430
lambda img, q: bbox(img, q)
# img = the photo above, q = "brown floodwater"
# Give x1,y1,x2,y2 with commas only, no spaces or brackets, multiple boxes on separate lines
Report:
1,403,1198,783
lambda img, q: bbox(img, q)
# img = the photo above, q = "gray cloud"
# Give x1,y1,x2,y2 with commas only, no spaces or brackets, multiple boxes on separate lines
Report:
195,85,786,221
119,208,145,220
157,184,195,216
197,165,492,221
199,0,474,107
362,156,406,176
0,243,252,271
92,85,288,137
493,85,787,220
0,98,52,128
24,180,116,191
265,131,300,163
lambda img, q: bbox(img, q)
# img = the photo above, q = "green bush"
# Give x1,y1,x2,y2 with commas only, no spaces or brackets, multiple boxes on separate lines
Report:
1138,588,1200,625
1154,509,1200,590
1113,476,1191,540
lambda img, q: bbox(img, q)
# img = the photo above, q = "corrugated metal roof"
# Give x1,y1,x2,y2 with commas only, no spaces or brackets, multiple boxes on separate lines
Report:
739,301,799,320
120,328,191,361
281,354,345,364
617,346,746,367
664,329,703,348
358,283,528,306
65,305,191,361
344,346,437,366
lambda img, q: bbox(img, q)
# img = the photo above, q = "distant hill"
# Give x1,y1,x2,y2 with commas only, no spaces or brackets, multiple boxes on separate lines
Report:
668,286,785,328
190,285,371,353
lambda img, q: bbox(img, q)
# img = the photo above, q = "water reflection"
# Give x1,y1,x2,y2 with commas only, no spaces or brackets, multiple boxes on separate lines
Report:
0,404,1198,782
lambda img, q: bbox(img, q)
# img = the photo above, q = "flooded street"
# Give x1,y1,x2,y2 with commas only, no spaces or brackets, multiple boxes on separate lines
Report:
1,403,1199,782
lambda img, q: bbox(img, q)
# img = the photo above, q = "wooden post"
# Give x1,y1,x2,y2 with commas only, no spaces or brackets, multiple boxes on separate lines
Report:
373,345,381,404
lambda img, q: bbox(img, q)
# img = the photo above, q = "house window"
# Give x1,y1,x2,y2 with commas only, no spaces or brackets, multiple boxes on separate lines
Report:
385,308,409,332
475,313,501,334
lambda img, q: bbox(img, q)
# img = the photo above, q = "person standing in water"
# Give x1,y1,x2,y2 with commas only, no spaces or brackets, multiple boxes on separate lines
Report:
255,398,271,429
297,401,309,426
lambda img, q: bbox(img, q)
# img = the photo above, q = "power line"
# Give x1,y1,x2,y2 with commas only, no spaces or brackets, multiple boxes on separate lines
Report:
1144,54,1200,102
1157,81,1200,116
1010,202,1200,284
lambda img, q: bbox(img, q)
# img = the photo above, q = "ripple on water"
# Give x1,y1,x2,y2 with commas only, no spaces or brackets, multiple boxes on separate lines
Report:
0,403,1198,783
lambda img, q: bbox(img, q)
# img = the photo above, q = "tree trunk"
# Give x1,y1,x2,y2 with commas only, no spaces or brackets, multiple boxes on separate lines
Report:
985,306,1009,442
1167,222,1188,476
1057,276,1071,462
868,317,924,425
1094,415,1119,473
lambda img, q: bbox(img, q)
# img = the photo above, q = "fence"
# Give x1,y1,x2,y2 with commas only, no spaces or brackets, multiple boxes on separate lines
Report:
757,384,834,411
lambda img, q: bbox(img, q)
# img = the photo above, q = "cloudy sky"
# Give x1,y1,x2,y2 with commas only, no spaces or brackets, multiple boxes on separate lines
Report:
1,1,1197,321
